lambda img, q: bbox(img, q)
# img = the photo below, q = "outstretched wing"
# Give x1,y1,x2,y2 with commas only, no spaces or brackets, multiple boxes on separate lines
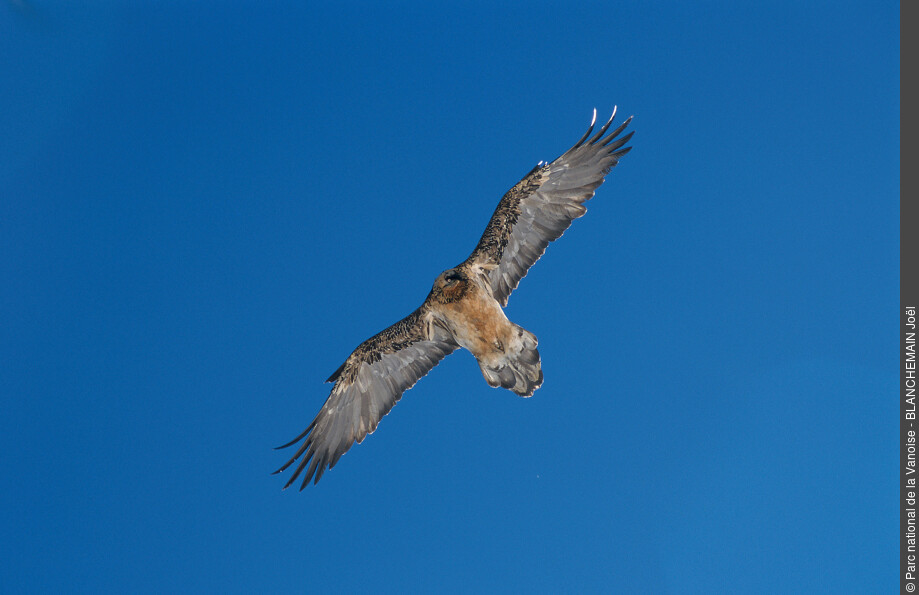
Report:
467,109,633,306
274,307,457,488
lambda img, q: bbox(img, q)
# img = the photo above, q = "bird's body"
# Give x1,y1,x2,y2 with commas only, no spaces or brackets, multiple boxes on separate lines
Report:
430,263,543,397
275,109,633,488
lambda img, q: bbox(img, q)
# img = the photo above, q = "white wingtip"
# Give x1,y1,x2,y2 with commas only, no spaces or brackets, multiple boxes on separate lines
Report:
611,105,618,121
591,108,597,126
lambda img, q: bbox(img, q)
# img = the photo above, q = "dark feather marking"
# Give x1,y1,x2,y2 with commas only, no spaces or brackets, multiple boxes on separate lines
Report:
336,308,426,383
467,164,546,269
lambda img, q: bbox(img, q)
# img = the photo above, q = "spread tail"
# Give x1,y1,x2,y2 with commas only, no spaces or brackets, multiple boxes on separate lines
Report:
478,325,543,397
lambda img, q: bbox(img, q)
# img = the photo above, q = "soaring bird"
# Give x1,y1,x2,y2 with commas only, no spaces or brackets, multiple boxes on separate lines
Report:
275,108,633,488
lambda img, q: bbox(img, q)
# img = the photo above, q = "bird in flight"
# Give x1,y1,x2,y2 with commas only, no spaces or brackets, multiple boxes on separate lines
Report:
275,108,633,488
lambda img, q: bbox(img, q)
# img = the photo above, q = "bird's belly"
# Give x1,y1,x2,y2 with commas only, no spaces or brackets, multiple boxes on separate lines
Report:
443,295,511,362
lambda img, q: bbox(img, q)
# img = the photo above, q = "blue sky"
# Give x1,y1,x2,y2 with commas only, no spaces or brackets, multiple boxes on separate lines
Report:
1,2,899,593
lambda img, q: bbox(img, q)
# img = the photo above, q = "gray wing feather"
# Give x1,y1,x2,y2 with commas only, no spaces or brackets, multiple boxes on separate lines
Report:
467,109,633,305
274,309,457,488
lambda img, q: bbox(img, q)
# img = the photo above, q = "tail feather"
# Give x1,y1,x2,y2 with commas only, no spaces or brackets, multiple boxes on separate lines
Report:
517,347,540,366
478,325,543,397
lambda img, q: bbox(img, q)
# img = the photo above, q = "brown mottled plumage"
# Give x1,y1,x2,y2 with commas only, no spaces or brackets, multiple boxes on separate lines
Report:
274,109,633,488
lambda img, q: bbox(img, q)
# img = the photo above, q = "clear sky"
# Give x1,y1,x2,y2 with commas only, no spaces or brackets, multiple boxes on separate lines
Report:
1,2,899,593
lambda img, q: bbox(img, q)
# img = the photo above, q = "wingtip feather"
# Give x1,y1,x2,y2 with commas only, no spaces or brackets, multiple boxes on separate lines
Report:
604,130,635,152
274,421,315,450
588,109,616,144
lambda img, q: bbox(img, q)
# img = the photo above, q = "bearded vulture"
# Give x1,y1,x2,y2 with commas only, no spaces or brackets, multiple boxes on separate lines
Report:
274,108,633,488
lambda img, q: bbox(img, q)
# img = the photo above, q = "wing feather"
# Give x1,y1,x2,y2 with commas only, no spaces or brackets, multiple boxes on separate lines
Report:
466,109,633,305
274,307,457,488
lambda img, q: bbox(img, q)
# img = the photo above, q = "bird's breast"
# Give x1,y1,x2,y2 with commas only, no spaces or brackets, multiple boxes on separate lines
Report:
440,288,511,359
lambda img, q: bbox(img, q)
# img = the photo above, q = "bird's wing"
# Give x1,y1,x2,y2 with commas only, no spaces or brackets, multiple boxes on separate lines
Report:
273,307,457,488
466,109,633,306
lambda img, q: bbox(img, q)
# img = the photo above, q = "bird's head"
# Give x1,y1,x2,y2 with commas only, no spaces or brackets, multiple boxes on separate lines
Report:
432,268,469,303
